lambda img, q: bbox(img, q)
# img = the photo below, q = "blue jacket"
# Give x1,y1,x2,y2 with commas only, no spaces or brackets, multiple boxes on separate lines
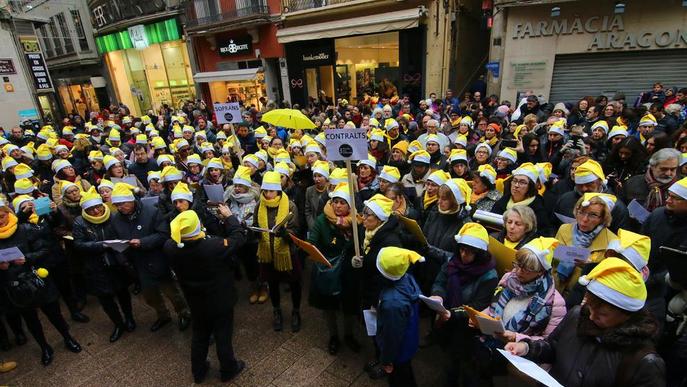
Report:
377,274,420,364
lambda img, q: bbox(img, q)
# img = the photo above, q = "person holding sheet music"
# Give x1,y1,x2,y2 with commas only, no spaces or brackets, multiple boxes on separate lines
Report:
428,223,498,386
72,187,134,343
252,171,301,333
553,193,618,296
102,155,147,196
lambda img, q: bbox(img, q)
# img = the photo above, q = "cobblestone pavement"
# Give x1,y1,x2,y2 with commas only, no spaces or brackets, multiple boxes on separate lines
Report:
0,276,447,387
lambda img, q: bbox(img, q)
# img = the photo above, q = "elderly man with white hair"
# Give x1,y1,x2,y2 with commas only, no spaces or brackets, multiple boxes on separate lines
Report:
622,147,681,211
417,119,449,150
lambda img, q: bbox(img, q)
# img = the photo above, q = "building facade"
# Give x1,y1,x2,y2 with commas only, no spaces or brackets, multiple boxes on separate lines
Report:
488,0,687,104
184,0,283,109
23,0,106,120
277,0,489,107
88,0,193,117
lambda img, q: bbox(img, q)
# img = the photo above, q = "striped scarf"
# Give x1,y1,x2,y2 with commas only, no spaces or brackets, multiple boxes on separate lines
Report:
488,271,555,335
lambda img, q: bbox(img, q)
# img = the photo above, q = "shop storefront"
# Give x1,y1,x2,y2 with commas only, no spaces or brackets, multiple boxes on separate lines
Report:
284,28,424,108
493,0,687,103
190,24,283,110
96,18,196,116
54,75,103,118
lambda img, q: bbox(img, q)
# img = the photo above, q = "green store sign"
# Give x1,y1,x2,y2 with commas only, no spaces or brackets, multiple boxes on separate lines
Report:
96,18,180,54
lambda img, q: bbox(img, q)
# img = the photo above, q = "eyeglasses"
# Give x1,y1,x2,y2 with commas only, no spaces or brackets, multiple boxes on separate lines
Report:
577,211,601,220
513,262,539,274
475,150,489,156
511,178,529,187
361,209,374,218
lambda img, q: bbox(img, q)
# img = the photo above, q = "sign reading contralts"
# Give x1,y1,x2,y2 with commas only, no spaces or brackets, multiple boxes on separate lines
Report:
218,36,252,57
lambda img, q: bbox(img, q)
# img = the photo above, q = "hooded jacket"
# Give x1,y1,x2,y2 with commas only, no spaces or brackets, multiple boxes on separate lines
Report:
377,274,420,365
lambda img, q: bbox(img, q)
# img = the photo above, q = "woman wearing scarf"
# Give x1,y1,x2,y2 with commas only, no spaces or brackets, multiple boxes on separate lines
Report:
0,200,81,366
253,171,300,333
475,237,566,381
554,193,618,295
491,164,553,236
416,170,449,227
102,155,146,195
51,159,91,206
353,194,401,379
308,183,360,355
227,166,262,304
447,149,472,180
421,178,472,298
73,187,135,343
427,223,498,386
425,134,447,171
479,122,502,153
471,165,502,212
356,156,380,202
468,142,492,172
494,148,517,180
369,128,389,164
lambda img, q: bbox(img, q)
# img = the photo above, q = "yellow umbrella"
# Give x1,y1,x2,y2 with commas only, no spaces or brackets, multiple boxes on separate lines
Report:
261,109,316,130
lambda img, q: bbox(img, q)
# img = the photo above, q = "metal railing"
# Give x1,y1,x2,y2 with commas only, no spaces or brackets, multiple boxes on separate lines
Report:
186,2,270,28
282,0,356,13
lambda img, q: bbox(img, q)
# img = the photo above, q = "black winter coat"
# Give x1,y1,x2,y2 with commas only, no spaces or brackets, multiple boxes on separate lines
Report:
163,216,245,317
72,216,130,296
491,194,554,237
525,306,665,387
110,200,169,288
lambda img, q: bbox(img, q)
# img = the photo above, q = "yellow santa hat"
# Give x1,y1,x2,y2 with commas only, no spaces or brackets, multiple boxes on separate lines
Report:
52,159,72,173
591,120,609,134
376,246,425,281
13,163,33,179
103,155,120,170
312,160,330,179
369,129,386,142
171,182,193,203
668,176,687,200
357,153,377,169
574,159,606,185
254,150,268,164
453,134,468,148
170,210,204,248
608,125,629,140
453,222,489,251
638,113,657,127
36,144,53,161
407,140,423,154
14,178,35,194
329,168,348,185
581,192,617,211
108,129,121,142
80,186,104,209
522,237,560,271
243,154,260,169
111,182,137,204
206,157,224,170
497,148,518,164
156,154,175,167
186,154,202,166
254,126,267,139
12,194,33,212
474,142,493,157
160,165,184,183
261,171,283,191
151,138,167,152
379,165,400,184
274,150,292,165
98,178,114,192
274,162,292,177
409,150,430,165
478,164,497,184
329,182,352,206
427,169,450,186
305,143,322,155
147,171,161,183
607,229,651,273
314,132,326,146
444,178,472,210
60,180,79,195
578,257,646,312
232,166,253,187
1,157,17,171
363,194,394,221
88,150,104,162
449,149,468,164
135,134,148,145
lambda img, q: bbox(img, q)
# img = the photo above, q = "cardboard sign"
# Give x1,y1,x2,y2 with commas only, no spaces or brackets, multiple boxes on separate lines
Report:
553,245,590,263
324,128,368,161
214,103,241,124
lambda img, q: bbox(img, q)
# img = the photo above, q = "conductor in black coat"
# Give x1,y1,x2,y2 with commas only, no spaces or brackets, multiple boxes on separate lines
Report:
163,206,246,383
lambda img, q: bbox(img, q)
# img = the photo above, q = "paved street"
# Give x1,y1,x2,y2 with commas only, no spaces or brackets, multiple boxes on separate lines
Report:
0,275,446,387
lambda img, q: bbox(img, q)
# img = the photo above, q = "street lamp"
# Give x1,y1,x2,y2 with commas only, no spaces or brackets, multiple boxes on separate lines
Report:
614,2,626,14
551,6,560,17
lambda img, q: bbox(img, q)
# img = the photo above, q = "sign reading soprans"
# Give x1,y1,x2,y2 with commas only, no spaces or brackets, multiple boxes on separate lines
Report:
511,15,687,51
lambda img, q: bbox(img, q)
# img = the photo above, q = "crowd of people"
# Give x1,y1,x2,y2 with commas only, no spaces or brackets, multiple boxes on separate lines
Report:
0,82,686,386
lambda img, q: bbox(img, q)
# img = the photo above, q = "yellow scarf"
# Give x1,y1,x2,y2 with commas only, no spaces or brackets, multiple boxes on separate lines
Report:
27,212,39,225
393,196,407,216
267,146,281,159
506,195,536,210
82,205,111,225
423,192,437,209
479,136,499,147
363,221,385,254
0,213,18,239
257,193,292,271
222,158,233,171
504,238,519,249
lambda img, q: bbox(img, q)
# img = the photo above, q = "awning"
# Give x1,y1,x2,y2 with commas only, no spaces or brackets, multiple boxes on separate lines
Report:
193,68,262,83
276,8,420,44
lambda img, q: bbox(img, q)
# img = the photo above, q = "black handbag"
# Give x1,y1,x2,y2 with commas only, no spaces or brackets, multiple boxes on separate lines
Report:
6,268,48,309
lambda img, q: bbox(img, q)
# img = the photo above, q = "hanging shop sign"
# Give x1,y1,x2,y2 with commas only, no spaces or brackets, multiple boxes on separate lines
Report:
0,59,16,75
90,0,167,29
25,53,52,90
128,25,149,49
96,19,180,54
218,36,252,57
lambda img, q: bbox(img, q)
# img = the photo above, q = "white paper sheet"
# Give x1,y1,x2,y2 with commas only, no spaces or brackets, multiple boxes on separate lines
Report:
203,184,225,203
363,309,377,336
419,295,448,314
476,316,505,335
628,199,650,224
497,349,563,387
553,245,590,263
103,239,130,253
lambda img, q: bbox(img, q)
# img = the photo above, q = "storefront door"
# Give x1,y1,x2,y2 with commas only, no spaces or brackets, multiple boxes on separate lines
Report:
124,50,153,114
